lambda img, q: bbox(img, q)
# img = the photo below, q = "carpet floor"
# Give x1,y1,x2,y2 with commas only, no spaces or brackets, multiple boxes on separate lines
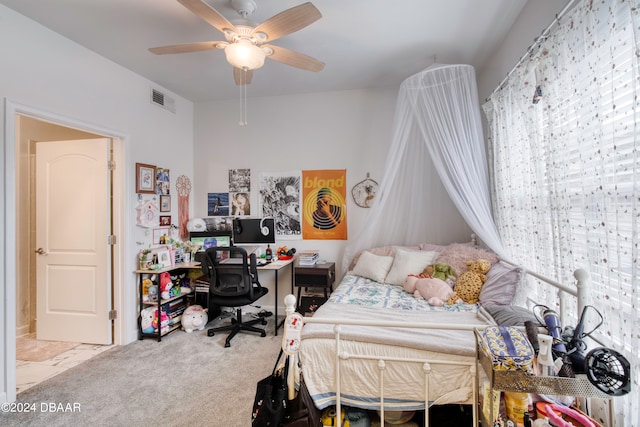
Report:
2,315,281,427
3,314,474,427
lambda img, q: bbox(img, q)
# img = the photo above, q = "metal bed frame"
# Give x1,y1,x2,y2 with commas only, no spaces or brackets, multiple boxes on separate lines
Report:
282,265,592,426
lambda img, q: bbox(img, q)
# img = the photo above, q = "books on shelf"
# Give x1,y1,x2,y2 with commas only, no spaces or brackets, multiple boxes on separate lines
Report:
299,250,319,266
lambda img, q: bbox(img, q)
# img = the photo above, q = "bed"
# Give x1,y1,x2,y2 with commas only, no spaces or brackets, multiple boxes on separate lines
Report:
283,241,591,426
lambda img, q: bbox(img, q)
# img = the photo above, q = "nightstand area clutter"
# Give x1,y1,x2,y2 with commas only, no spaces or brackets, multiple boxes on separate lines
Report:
294,262,335,316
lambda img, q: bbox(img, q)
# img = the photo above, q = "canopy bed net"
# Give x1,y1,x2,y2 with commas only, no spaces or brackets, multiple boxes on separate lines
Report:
280,64,613,427
342,63,506,277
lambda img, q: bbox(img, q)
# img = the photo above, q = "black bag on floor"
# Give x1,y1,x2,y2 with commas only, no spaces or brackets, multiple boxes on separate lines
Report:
282,373,322,427
251,349,288,426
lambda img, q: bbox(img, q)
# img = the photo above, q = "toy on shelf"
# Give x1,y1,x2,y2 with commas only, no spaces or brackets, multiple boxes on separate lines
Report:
159,272,174,300
152,309,170,335
140,307,155,334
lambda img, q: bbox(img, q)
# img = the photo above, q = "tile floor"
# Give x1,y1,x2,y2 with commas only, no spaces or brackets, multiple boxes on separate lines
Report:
16,342,114,394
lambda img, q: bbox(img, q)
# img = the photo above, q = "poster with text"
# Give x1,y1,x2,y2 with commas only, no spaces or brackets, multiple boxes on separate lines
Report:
302,170,347,240
259,171,302,240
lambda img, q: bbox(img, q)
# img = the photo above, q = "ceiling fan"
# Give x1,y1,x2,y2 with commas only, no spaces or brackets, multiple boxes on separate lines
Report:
149,0,325,85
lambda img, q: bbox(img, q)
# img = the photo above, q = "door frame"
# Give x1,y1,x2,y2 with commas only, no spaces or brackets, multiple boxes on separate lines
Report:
2,100,127,403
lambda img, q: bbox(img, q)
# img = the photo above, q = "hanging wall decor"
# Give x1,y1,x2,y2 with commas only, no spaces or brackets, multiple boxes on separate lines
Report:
176,175,191,239
135,163,156,194
351,173,378,208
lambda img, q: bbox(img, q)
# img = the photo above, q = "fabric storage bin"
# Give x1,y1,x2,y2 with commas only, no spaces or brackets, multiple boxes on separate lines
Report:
480,326,534,373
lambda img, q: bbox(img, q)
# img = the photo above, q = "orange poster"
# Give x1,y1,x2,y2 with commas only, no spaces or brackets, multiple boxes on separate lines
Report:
302,170,347,240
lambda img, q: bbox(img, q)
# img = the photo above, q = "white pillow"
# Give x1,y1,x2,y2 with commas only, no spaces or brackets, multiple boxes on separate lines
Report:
385,249,438,286
351,251,394,283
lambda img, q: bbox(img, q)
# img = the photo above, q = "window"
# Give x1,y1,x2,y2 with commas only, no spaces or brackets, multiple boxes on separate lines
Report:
483,0,639,423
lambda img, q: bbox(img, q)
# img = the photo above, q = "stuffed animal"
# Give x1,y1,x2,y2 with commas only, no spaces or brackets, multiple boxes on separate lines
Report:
403,275,457,306
181,305,208,333
140,307,155,334
423,263,457,284
147,284,159,302
152,309,170,334
448,259,491,304
159,272,173,300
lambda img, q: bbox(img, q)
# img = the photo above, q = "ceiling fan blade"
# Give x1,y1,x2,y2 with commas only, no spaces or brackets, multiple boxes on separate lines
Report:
149,41,226,55
263,44,325,72
252,2,321,43
178,0,236,34
233,67,253,85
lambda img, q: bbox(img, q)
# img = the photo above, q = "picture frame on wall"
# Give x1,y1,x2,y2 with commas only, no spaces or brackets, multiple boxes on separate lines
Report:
160,195,171,212
136,163,156,194
153,227,170,244
159,215,171,226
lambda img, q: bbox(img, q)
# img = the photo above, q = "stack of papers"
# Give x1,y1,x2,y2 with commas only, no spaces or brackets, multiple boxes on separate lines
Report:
299,250,319,266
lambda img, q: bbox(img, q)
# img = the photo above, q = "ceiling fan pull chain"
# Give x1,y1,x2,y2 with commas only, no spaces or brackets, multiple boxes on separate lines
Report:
239,68,248,126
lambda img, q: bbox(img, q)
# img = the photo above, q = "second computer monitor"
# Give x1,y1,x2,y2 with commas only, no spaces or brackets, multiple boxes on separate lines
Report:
232,218,275,245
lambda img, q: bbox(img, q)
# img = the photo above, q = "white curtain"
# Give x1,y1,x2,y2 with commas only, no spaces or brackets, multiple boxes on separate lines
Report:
343,64,505,271
483,0,639,423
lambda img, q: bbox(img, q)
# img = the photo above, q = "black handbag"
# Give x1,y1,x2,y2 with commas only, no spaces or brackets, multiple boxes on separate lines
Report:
282,372,322,427
251,348,289,426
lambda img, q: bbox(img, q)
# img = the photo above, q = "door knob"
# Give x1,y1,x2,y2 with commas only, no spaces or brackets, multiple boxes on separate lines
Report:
35,248,46,255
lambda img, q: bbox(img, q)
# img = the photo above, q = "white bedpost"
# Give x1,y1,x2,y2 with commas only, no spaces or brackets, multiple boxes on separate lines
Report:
284,294,297,400
573,268,589,316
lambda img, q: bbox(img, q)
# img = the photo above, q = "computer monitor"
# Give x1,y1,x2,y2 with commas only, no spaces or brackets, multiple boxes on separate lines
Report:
232,218,276,245
189,231,232,251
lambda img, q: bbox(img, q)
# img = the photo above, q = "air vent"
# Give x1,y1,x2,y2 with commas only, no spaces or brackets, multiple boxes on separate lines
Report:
150,88,176,113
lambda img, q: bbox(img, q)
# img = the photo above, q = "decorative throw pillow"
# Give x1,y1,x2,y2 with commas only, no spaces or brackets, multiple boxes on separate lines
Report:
349,245,419,271
384,249,438,286
351,251,394,283
479,262,522,306
435,243,499,275
484,304,539,326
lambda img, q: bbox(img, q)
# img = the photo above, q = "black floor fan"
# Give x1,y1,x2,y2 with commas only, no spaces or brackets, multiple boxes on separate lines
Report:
563,306,631,396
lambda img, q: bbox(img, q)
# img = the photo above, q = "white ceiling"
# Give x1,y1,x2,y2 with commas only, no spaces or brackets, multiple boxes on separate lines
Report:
0,0,528,102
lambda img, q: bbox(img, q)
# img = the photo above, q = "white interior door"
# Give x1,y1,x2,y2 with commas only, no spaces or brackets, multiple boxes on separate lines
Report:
35,138,112,344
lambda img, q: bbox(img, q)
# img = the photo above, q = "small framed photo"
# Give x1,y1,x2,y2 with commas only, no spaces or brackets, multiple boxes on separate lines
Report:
159,215,171,226
136,163,156,194
153,227,170,244
156,250,172,268
160,195,171,212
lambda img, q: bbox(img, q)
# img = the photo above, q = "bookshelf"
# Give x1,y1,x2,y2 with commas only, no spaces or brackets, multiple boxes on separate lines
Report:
134,262,201,341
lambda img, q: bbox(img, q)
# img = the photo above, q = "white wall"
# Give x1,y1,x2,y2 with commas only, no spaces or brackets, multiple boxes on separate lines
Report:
477,0,572,101
0,4,195,401
193,86,473,312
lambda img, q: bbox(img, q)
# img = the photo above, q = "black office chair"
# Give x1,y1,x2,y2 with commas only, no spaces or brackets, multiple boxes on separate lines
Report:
201,247,269,347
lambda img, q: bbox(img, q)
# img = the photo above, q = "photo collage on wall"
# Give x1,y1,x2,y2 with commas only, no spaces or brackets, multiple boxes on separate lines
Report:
134,163,175,244
207,169,347,241
208,169,250,218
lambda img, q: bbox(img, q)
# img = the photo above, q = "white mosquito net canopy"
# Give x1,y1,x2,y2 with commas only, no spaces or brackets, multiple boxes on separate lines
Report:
343,63,505,273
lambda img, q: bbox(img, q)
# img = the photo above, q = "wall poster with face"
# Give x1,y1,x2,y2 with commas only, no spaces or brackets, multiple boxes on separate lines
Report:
301,169,347,240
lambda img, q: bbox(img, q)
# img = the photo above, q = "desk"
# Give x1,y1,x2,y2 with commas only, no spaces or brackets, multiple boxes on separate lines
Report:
257,258,294,336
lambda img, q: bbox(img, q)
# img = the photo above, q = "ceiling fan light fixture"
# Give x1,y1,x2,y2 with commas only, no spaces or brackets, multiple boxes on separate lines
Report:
224,39,265,70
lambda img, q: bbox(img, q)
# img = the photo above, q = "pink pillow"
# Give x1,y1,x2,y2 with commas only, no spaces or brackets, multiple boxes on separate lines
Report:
435,243,499,275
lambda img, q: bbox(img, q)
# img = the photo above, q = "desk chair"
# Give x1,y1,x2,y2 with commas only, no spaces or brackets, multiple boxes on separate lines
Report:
201,247,268,347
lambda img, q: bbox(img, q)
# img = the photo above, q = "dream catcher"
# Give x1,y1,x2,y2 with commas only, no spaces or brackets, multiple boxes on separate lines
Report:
176,175,192,239
351,173,378,208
